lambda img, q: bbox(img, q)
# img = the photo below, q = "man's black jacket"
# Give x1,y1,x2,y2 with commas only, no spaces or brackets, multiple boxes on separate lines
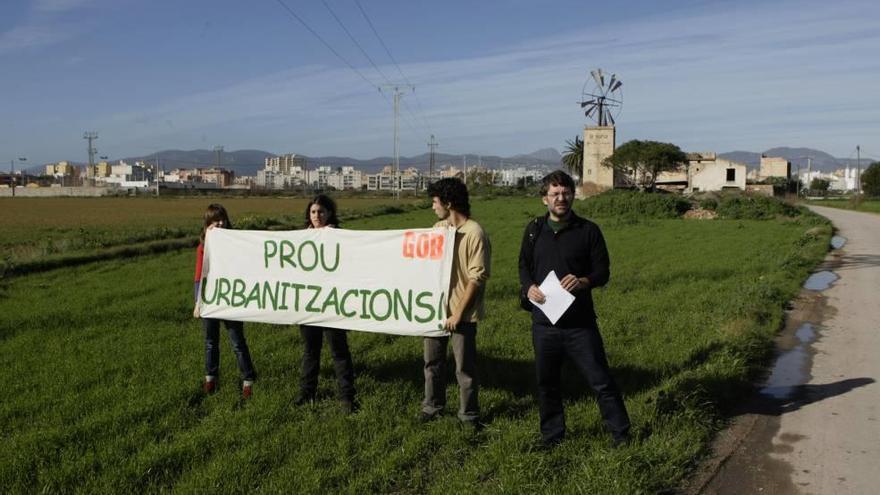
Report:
518,212,610,328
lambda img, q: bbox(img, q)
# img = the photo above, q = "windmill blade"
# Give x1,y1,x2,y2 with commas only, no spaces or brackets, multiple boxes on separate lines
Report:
608,74,617,90
608,112,616,126
591,69,602,88
581,102,597,113
597,68,604,87
610,80,623,92
585,107,596,119
579,100,596,108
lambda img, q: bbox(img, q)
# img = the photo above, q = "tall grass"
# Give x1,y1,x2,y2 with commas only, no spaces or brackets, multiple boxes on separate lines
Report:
0,197,830,493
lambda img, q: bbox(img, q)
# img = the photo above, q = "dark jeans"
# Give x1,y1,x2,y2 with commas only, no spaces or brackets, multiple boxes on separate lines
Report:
299,325,356,401
422,323,479,421
532,323,630,443
203,318,256,381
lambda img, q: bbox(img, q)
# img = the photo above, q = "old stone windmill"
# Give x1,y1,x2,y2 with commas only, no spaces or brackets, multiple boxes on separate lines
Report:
578,68,622,194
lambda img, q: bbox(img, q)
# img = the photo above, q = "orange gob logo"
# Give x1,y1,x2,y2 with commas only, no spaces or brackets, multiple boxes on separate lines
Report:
402,231,444,260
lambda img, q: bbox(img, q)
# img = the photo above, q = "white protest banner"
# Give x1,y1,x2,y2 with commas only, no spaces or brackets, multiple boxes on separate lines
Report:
198,227,455,337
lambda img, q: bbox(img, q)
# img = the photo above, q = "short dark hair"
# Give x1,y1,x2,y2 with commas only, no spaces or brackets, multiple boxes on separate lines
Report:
427,178,470,216
540,170,576,196
304,194,340,228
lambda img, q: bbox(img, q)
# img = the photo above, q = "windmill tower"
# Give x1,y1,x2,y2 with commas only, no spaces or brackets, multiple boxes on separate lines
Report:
578,69,622,194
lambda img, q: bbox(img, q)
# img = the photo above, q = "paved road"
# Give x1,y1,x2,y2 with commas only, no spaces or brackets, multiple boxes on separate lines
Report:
693,206,880,494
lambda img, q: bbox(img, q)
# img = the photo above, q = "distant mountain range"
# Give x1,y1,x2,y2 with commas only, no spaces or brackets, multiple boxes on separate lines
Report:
23,146,870,176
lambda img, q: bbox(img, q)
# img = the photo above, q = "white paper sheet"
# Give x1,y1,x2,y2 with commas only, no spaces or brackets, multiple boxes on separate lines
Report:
530,270,575,325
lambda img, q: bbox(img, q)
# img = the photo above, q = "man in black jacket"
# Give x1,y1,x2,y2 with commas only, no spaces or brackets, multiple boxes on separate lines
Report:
519,170,630,447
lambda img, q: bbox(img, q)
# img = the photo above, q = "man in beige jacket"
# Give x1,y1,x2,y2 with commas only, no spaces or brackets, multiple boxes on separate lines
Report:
421,178,491,428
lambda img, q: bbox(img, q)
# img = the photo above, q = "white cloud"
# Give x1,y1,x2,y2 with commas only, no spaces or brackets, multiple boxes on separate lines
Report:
30,0,880,159
0,24,81,53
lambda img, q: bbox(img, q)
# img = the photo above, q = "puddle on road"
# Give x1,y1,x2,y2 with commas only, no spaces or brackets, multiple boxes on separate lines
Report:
760,323,818,399
803,271,838,291
830,236,846,249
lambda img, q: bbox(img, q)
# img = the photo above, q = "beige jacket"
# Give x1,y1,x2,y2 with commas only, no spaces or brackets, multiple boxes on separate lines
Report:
434,218,491,322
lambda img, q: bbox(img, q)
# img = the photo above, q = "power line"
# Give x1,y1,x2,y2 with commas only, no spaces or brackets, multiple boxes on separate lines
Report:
319,0,429,139
319,0,391,85
269,0,428,158
353,0,435,136
271,0,379,89
321,0,430,137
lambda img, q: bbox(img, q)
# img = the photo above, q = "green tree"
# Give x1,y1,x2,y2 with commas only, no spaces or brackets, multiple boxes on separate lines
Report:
861,162,880,197
809,178,830,191
561,136,583,177
602,140,688,191
809,178,830,196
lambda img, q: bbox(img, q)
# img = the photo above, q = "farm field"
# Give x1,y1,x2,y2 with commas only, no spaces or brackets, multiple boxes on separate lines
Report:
0,196,419,273
0,196,830,493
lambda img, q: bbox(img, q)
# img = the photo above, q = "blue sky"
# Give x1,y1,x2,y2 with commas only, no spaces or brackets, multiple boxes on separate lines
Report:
2,0,878,167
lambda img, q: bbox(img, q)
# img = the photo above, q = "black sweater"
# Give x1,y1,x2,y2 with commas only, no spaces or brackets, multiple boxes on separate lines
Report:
518,212,610,327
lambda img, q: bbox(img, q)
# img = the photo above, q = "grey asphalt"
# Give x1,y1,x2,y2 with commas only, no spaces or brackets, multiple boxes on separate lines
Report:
694,205,880,494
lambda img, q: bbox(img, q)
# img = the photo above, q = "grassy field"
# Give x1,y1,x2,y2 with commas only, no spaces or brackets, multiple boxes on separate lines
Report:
0,197,419,275
0,196,830,493
805,197,880,214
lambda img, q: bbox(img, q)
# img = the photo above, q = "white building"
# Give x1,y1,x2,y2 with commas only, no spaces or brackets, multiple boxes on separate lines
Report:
100,161,153,188
325,166,364,190
366,165,420,191
688,159,746,193
493,167,543,187
256,153,308,189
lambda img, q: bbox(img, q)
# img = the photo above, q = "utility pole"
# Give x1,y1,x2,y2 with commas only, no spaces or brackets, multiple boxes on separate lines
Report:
427,134,438,183
213,145,223,169
806,156,812,195
856,145,861,195
803,156,811,197
155,152,161,197
303,157,309,196
84,131,98,187
463,155,467,184
380,84,413,199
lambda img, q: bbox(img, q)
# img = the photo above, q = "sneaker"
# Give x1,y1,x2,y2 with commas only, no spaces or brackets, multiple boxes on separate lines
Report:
203,379,217,395
241,382,254,400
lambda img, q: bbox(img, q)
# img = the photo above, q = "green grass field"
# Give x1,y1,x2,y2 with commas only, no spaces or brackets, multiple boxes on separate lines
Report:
0,196,830,493
805,197,880,214
0,197,419,276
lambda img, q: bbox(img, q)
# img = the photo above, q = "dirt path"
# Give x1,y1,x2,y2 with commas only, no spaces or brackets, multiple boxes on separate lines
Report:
688,206,880,494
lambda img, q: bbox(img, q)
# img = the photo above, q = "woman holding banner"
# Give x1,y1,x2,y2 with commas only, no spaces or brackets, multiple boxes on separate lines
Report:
194,203,257,399
295,194,357,413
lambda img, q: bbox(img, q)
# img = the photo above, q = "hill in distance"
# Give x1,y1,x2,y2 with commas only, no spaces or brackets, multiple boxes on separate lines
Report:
719,147,866,173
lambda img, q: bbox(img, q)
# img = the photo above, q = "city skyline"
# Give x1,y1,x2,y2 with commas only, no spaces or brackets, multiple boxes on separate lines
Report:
2,0,879,167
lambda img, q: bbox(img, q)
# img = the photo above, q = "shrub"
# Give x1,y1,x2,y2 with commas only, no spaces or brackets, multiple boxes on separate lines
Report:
715,193,800,220
578,190,691,219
